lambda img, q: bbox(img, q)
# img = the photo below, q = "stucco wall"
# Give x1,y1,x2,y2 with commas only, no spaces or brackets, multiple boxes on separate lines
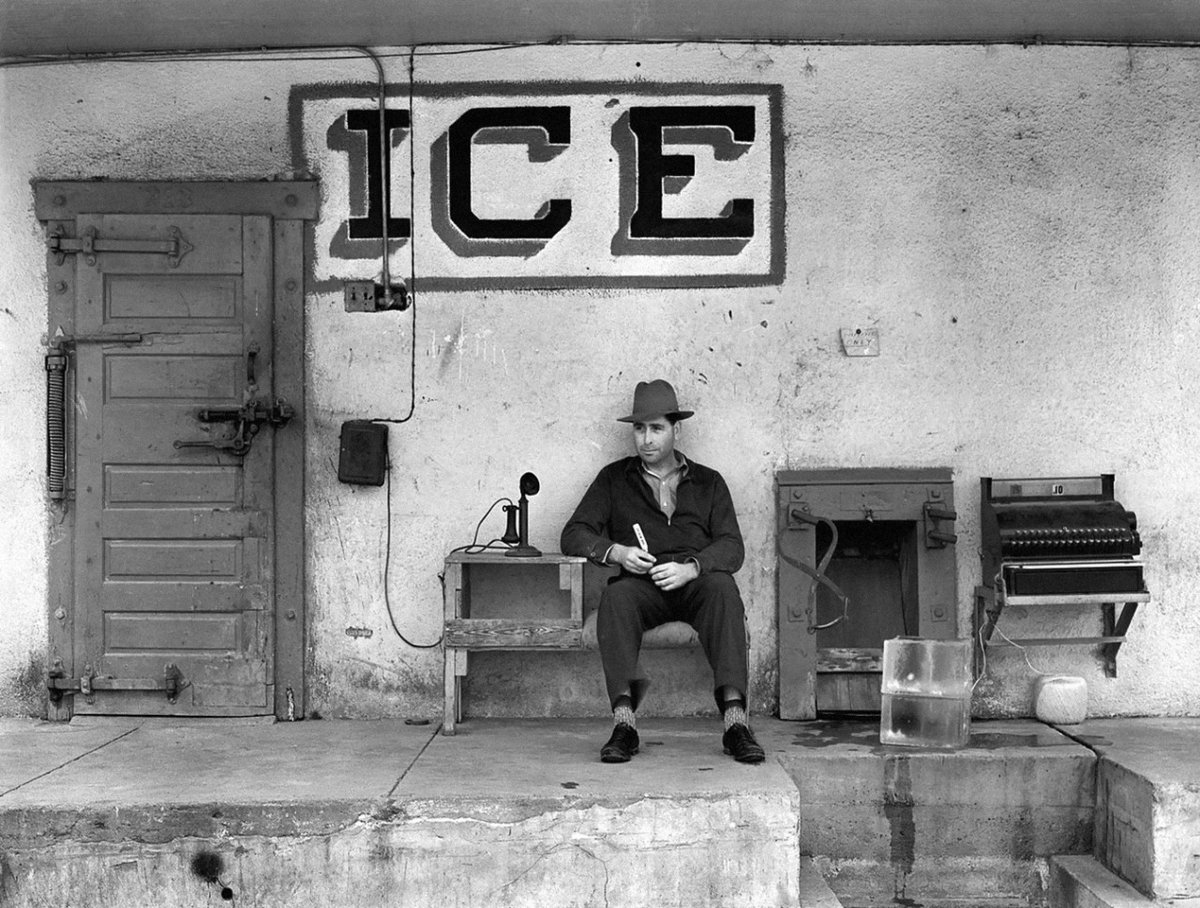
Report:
1,43,1197,720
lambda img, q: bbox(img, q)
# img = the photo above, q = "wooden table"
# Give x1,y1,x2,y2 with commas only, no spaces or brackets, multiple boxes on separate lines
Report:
442,551,585,734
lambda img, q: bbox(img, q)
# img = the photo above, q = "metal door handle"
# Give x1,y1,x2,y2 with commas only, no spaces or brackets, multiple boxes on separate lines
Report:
174,398,292,456
174,434,255,455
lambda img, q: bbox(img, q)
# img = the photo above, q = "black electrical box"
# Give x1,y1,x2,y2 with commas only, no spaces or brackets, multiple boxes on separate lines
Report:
338,420,388,485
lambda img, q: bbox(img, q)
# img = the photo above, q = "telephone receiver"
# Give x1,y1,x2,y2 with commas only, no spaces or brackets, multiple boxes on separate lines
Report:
504,472,542,558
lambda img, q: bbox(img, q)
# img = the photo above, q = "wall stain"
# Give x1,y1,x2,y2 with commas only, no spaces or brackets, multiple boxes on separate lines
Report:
190,850,234,901
0,852,16,903
348,665,404,694
1011,808,1035,861
4,654,47,717
436,319,465,377
883,755,917,898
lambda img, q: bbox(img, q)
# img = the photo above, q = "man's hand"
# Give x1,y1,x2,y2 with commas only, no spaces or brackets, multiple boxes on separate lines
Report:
609,544,656,575
649,560,699,591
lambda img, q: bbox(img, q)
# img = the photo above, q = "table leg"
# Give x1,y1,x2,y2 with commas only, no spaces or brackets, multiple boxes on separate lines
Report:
443,648,468,735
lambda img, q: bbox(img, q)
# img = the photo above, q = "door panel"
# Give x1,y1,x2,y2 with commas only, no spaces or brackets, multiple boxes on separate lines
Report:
106,275,240,320
72,213,275,716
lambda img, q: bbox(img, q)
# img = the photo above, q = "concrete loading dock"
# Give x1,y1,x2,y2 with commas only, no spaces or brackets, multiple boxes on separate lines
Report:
2,715,1196,907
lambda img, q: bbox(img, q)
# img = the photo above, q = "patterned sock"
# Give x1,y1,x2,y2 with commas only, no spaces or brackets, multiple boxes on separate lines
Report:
613,705,636,728
723,703,748,731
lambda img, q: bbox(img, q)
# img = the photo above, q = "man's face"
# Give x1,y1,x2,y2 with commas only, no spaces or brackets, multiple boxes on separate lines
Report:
632,416,678,471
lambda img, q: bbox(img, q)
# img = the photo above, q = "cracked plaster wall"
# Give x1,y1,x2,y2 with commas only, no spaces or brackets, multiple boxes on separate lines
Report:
1,43,1198,720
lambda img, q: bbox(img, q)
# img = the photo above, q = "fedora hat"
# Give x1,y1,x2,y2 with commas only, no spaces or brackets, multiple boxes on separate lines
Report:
616,379,694,423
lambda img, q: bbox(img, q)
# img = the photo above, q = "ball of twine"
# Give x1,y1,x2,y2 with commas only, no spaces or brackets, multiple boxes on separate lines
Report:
1034,675,1088,725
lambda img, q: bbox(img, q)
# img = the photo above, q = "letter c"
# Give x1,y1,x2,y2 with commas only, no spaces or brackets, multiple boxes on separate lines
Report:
447,107,572,240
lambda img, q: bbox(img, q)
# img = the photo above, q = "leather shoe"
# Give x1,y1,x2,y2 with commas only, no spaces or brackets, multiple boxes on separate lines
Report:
723,723,765,764
600,723,639,763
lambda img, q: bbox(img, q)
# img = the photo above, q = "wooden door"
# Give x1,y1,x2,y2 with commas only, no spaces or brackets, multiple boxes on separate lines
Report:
70,213,277,715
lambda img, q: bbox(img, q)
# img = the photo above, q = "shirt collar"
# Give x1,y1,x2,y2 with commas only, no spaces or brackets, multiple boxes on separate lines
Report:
639,451,688,481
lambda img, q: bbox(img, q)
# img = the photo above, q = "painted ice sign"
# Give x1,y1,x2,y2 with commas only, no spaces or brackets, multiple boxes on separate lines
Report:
292,82,784,290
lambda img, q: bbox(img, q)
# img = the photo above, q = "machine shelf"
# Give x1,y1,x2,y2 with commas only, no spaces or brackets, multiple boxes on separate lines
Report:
973,584,1148,678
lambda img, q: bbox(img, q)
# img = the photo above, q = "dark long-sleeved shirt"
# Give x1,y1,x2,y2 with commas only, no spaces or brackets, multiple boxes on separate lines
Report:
560,454,744,575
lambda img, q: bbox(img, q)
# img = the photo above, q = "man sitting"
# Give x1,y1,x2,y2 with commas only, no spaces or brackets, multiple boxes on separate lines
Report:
560,379,765,764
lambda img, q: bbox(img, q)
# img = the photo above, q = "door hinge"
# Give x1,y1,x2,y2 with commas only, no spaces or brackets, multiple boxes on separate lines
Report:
46,660,184,705
46,332,145,348
923,499,958,549
47,225,194,268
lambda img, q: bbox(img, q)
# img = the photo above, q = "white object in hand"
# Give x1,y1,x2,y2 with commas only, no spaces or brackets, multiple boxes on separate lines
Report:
633,523,649,552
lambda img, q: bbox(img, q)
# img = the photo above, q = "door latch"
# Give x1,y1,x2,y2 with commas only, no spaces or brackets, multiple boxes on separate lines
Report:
46,659,185,705
175,398,294,456
47,225,194,268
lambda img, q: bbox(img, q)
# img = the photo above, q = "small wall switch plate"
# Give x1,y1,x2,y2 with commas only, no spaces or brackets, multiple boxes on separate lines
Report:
343,280,379,312
840,326,880,357
343,280,409,312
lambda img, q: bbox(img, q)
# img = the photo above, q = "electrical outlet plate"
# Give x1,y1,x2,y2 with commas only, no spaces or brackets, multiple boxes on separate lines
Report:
343,280,378,312
840,326,880,357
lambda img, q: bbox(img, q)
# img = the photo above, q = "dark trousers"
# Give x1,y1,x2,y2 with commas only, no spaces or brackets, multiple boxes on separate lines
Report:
597,571,749,712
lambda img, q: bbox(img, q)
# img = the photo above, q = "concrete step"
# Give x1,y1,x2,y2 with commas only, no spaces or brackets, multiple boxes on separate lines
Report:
1075,719,1200,901
0,717,801,908
774,719,1097,908
1048,854,1200,908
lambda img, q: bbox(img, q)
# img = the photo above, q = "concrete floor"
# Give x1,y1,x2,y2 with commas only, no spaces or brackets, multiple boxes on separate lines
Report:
1,716,792,835
0,714,1120,831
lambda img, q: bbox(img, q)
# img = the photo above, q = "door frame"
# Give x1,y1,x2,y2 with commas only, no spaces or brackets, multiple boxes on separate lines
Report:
776,468,959,719
36,180,318,721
